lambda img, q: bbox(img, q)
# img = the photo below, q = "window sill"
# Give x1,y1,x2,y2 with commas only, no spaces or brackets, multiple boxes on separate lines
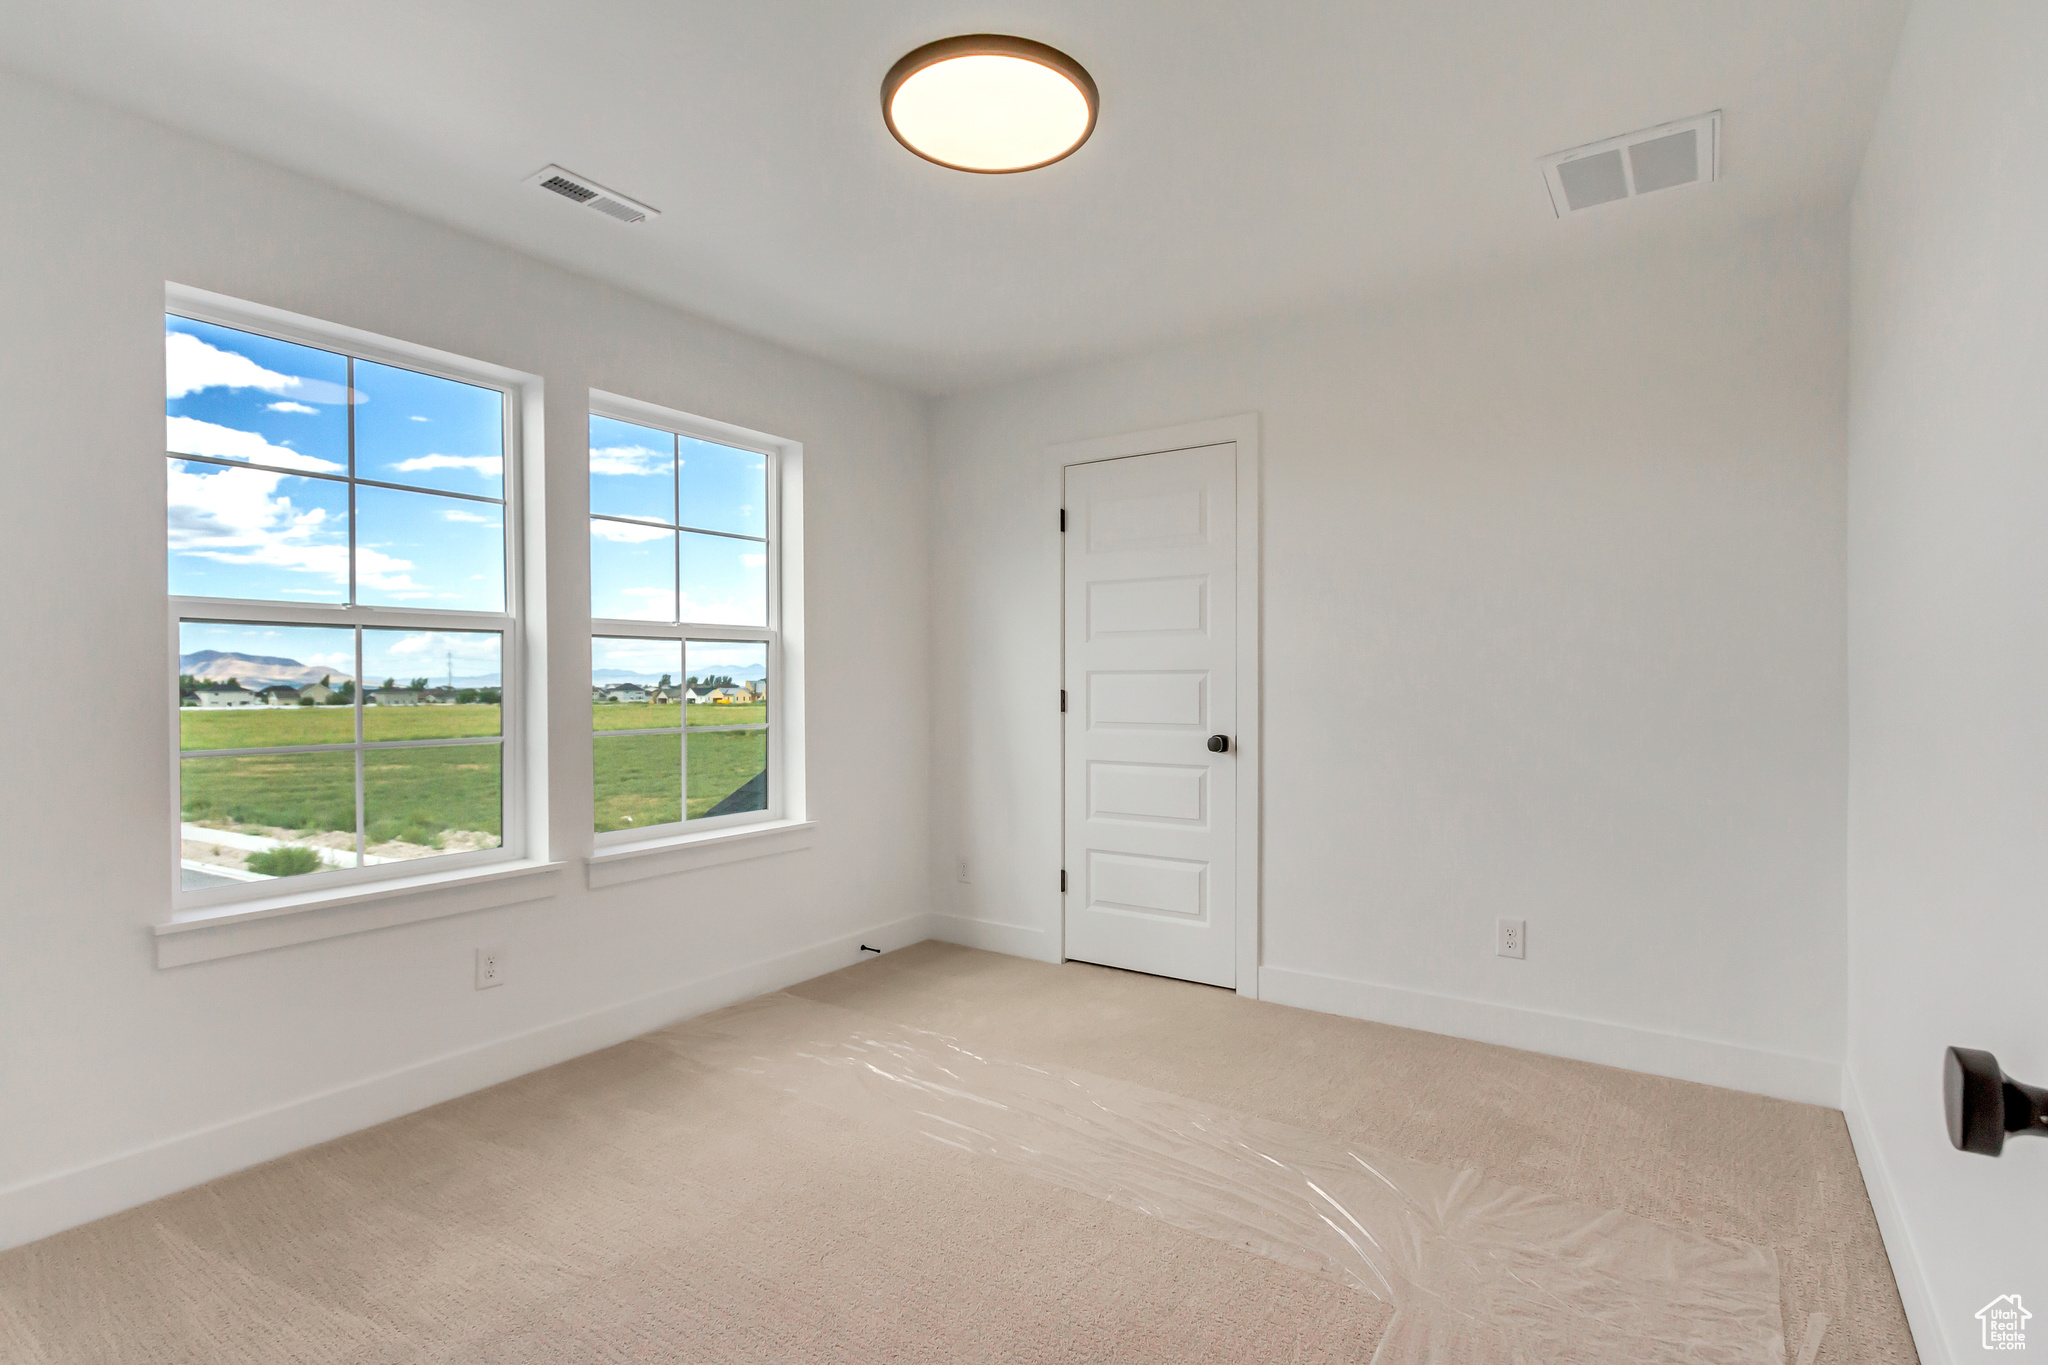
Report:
154,858,566,968
586,819,816,889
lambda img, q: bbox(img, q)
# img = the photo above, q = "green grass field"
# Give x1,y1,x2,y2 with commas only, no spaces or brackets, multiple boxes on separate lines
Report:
593,701,766,731
183,701,760,749
181,749,356,833
594,729,767,831
181,744,503,846
181,702,761,844
181,704,501,750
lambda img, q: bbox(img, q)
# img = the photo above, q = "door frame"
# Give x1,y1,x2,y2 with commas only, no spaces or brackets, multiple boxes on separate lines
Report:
1050,414,1261,998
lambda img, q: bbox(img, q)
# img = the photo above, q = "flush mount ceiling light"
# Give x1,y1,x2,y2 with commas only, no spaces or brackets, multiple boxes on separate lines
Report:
882,35,1097,173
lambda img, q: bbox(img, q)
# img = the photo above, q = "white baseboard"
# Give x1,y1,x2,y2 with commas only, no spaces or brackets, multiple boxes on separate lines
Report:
927,911,1053,961
0,911,934,1253
1260,964,1843,1107
1840,1068,1947,1365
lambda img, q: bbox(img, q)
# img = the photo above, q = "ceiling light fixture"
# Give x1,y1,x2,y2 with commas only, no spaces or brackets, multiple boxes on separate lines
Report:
882,35,1097,173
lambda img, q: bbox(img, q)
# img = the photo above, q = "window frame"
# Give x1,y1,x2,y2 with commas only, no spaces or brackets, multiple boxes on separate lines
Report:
588,393,790,844
164,287,532,913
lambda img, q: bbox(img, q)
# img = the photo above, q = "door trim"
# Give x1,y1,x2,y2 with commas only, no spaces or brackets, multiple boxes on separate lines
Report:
1050,415,1261,998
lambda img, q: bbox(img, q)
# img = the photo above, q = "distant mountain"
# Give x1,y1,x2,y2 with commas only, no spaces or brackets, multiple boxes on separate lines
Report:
180,650,354,688
592,664,766,685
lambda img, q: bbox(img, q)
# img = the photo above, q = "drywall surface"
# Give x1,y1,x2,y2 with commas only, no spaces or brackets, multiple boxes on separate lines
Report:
0,72,930,1247
1846,1,2048,1358
931,212,1850,1101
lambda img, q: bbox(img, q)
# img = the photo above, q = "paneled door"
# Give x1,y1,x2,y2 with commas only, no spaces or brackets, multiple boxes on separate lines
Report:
1063,443,1237,987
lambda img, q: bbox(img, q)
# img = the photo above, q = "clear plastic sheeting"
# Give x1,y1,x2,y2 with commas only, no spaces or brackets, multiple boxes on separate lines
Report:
653,994,1790,1364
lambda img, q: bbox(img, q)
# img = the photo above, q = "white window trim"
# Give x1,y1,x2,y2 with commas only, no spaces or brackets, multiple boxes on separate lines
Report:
585,818,816,890
586,390,806,864
153,858,566,967
160,283,550,952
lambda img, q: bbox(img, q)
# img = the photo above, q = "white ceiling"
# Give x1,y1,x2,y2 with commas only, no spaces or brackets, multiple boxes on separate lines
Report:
0,2,1907,394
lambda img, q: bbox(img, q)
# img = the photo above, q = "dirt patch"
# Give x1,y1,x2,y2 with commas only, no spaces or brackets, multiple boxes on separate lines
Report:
367,830,501,861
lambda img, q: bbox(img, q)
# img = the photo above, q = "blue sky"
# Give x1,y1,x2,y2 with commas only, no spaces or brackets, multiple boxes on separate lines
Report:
589,415,768,624
353,359,503,498
166,316,506,608
361,628,502,689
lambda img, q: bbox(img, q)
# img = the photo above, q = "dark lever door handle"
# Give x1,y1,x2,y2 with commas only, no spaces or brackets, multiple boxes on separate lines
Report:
1207,735,1230,753
1946,1046,2048,1156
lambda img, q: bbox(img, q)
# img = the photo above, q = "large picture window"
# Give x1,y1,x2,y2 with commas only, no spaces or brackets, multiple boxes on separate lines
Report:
167,306,522,900
589,408,778,838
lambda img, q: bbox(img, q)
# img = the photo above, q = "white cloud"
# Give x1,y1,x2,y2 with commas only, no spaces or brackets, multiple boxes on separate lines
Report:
392,453,502,476
377,630,495,660
592,519,672,543
442,509,498,525
167,463,422,595
409,415,430,422
740,554,767,567
676,591,764,626
591,636,684,675
590,444,669,477
266,401,318,414
169,416,343,473
598,585,676,621
165,331,356,404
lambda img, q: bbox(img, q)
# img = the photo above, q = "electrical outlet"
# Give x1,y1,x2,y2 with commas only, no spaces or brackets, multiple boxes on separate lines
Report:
475,947,505,990
1496,918,1525,960
957,858,971,884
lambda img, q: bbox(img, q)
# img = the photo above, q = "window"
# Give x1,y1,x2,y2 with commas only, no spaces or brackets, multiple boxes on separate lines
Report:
167,303,524,902
589,405,780,839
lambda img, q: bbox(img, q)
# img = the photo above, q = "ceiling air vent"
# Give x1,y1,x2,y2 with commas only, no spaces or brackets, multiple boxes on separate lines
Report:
524,164,659,225
1539,112,1720,217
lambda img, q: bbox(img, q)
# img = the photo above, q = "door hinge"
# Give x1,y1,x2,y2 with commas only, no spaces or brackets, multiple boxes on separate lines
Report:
1060,689,1067,712
1059,508,1066,532
1061,869,1067,893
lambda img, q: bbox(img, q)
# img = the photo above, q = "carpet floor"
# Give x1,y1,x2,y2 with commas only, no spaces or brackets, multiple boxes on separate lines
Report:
0,942,1916,1363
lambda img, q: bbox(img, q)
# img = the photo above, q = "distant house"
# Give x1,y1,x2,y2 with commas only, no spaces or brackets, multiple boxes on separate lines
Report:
424,687,459,705
299,681,336,704
193,683,258,708
605,684,651,704
371,688,423,706
706,686,748,703
257,685,300,706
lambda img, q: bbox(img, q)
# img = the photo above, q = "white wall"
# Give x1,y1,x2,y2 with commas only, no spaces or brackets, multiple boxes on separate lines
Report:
0,72,930,1248
1845,2,2048,1358
930,212,1851,1104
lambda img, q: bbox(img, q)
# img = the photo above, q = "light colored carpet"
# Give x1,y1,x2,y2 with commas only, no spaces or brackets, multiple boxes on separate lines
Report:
0,942,1915,1363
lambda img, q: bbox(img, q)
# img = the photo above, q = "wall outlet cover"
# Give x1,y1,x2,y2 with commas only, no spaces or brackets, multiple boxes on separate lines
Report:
1496,918,1526,960
475,946,506,989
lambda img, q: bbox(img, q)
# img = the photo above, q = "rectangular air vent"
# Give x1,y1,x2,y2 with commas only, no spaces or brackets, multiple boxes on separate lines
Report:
1539,112,1719,217
523,164,659,225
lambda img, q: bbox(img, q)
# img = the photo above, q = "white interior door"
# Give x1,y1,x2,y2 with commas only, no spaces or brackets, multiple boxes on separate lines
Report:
1064,443,1238,987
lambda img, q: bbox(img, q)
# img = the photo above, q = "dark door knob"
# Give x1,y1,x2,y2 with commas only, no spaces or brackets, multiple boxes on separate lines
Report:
1946,1046,2048,1156
1207,735,1230,753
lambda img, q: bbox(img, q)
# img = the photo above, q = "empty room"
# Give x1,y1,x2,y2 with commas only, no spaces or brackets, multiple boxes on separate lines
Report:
1,2,2041,1361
